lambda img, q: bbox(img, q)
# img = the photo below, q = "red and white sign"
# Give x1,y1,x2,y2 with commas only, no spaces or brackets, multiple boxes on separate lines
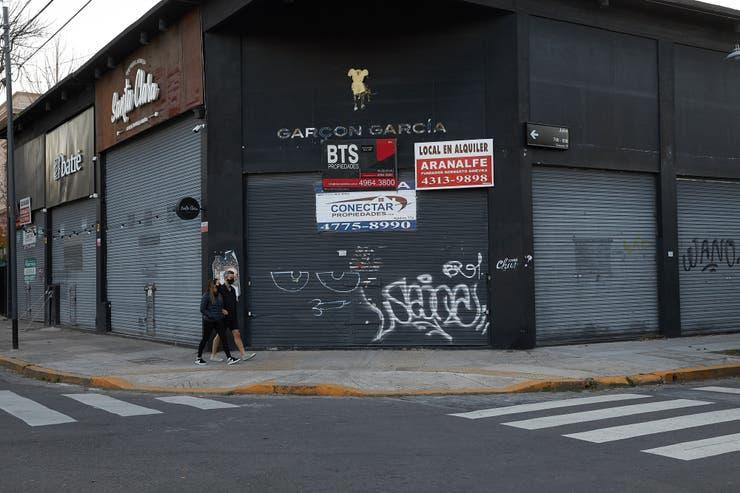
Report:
414,138,494,190
18,197,32,227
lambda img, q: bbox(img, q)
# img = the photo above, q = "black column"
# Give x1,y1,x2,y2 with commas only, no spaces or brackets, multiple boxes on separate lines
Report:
203,31,247,333
95,153,109,331
657,40,681,338
487,13,536,349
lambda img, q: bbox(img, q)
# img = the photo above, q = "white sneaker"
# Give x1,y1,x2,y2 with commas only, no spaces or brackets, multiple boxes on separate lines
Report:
210,354,224,362
240,353,256,362
227,357,240,365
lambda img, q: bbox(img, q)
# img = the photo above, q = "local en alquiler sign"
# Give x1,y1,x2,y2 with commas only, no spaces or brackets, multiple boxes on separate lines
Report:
322,139,397,191
316,181,417,232
18,197,31,227
414,138,494,190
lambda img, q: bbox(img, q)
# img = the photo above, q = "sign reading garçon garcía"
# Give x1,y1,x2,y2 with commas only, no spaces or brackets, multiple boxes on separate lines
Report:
111,58,160,124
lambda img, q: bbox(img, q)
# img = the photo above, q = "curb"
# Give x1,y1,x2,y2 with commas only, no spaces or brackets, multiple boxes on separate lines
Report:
1,355,738,397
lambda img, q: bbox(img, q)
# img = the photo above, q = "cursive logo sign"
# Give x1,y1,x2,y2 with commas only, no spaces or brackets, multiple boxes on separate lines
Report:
53,152,83,181
111,59,160,124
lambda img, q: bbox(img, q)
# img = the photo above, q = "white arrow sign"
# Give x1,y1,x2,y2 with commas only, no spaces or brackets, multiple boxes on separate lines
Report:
530,130,539,140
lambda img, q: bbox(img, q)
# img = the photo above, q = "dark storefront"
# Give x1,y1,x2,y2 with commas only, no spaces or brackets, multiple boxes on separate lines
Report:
5,0,739,349
96,8,205,344
202,0,740,348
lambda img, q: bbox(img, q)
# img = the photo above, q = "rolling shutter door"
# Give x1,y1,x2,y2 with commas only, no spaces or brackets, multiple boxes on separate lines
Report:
17,212,47,323
533,167,659,345
105,116,202,345
51,198,97,329
246,172,490,347
677,178,740,335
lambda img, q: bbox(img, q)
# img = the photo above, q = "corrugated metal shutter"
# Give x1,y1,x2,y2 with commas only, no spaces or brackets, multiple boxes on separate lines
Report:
105,116,202,345
51,198,97,329
532,167,659,345
17,212,47,323
246,172,490,347
677,178,740,335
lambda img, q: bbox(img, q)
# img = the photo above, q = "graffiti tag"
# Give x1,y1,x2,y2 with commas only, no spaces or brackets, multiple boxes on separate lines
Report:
681,238,739,273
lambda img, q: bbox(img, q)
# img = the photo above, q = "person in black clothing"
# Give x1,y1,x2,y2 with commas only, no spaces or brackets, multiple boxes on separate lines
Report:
195,278,240,366
211,269,255,362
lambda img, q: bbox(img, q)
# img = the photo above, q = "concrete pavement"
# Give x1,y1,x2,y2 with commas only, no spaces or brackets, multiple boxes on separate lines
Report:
0,320,738,395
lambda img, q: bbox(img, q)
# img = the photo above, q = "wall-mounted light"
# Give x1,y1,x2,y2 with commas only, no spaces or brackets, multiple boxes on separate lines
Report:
158,18,167,32
139,31,150,45
107,56,116,69
727,43,740,61
94,67,102,79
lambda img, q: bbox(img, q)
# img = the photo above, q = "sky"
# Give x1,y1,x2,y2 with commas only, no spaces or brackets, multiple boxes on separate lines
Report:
5,0,740,96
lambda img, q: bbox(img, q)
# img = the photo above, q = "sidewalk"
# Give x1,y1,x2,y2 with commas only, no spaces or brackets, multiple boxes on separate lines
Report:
0,321,739,396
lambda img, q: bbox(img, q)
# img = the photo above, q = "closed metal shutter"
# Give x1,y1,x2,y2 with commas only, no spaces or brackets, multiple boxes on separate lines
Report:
532,167,659,345
51,198,97,329
17,212,47,323
677,178,740,335
246,172,490,347
105,116,202,345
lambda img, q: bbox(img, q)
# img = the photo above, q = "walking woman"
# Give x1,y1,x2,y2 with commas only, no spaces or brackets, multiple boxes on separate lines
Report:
196,279,240,366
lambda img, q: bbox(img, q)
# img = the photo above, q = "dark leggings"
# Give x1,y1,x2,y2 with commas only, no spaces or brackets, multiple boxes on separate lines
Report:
197,319,233,359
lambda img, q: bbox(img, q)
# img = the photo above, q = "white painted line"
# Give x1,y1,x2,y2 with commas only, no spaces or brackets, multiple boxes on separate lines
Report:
693,386,740,395
565,408,740,443
449,394,651,420
64,393,162,417
642,432,740,461
0,391,76,427
503,399,712,430
156,396,238,410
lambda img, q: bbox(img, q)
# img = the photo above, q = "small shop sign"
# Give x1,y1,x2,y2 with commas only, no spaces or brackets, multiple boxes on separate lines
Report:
322,138,397,191
18,197,32,226
24,258,37,283
22,226,37,248
414,138,494,190
176,197,201,220
316,181,417,232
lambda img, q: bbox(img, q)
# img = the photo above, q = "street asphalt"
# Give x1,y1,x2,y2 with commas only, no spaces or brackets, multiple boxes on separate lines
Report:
1,368,739,492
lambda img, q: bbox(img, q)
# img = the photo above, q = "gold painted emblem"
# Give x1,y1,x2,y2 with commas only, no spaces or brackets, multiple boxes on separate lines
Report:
347,68,372,111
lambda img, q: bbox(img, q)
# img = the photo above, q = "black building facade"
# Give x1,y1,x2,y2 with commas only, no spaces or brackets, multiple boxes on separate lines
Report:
5,0,739,349
202,0,740,348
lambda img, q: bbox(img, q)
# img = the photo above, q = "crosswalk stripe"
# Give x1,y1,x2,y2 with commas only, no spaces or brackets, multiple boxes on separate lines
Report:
565,408,740,443
693,386,740,395
63,393,162,417
502,399,712,430
449,394,650,419
642,432,740,460
0,390,76,427
156,396,239,410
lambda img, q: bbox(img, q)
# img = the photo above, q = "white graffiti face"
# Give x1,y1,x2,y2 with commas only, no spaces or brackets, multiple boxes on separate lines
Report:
361,274,489,342
442,253,483,279
270,271,310,292
315,272,361,293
